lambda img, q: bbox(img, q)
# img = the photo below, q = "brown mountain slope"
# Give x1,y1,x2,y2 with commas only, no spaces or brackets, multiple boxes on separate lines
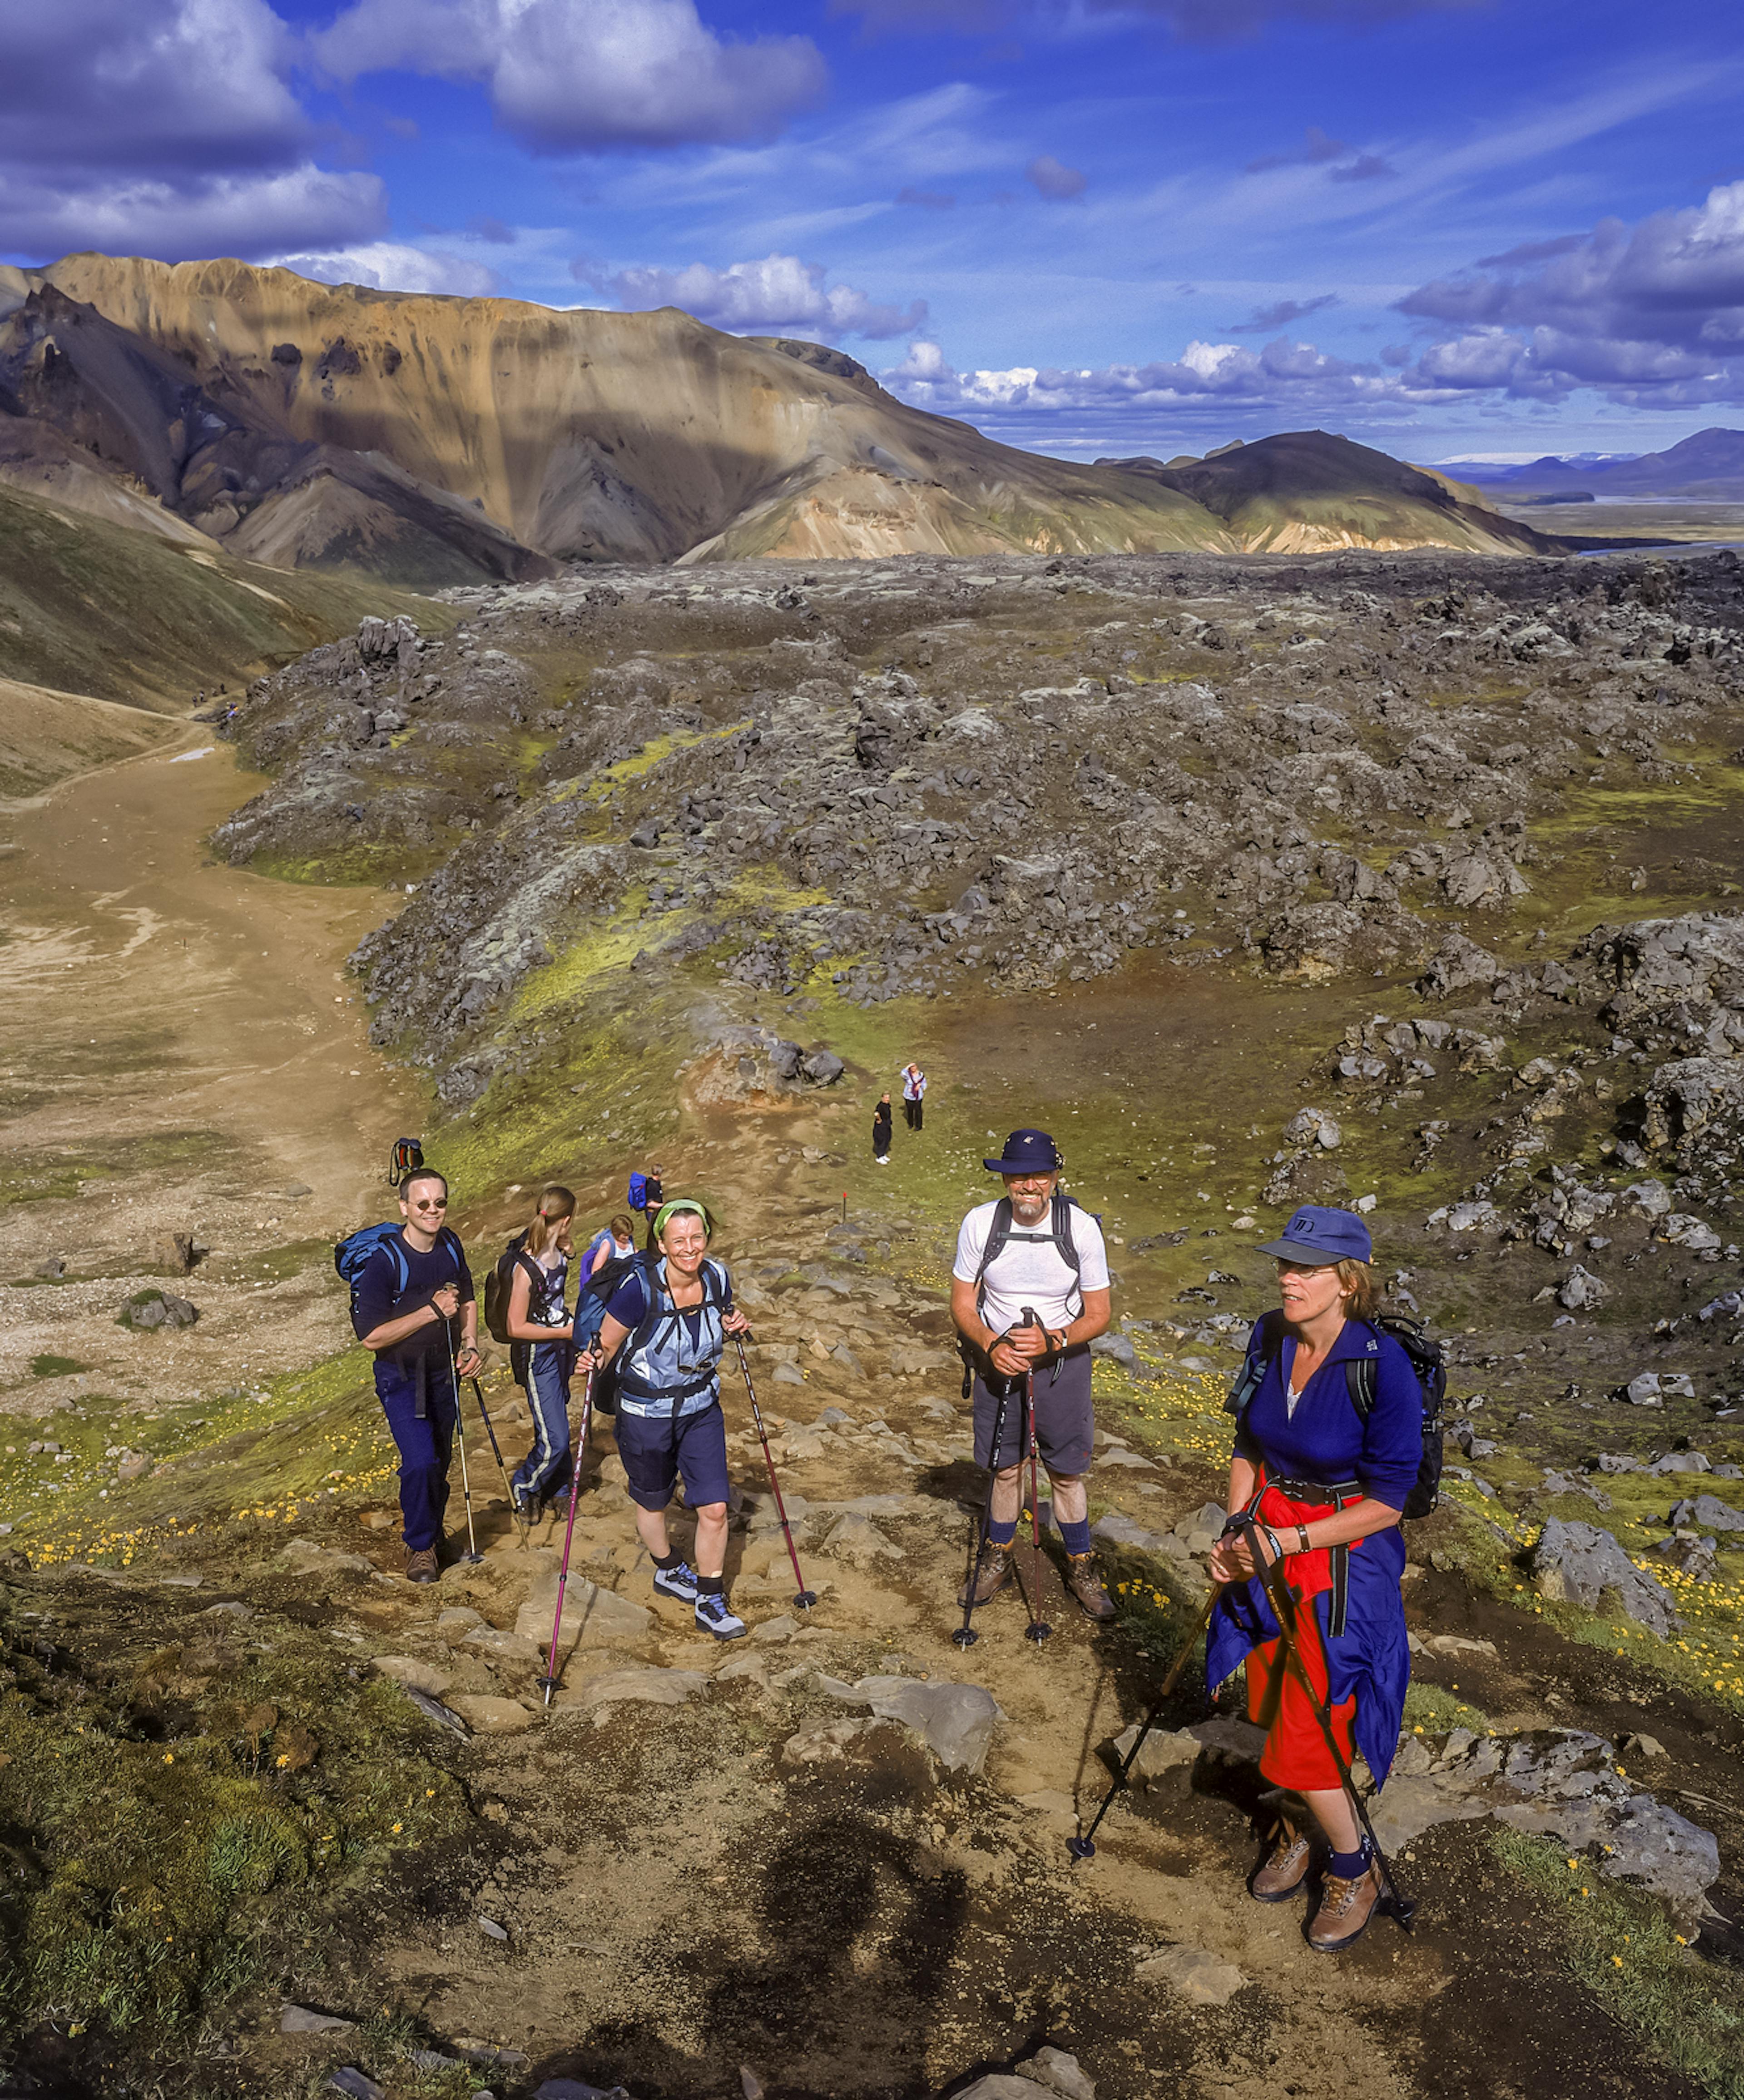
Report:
2,254,1559,576
1099,431,1564,556
23,254,1228,569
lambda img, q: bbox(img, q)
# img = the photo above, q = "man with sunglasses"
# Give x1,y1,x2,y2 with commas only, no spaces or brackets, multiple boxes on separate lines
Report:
951,1128,1117,1621
352,1169,481,1583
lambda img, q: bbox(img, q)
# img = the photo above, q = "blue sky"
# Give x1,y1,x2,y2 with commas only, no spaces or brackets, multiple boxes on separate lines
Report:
6,0,1744,461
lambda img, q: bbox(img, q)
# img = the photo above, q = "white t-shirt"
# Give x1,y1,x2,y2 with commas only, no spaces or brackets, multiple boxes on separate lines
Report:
952,1197,1110,1336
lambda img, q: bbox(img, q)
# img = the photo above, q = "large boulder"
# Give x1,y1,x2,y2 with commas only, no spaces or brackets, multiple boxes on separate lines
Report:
1527,1518,1678,1635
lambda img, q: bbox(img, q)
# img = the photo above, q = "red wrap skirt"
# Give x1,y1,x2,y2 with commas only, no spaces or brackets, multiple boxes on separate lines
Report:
1244,1481,1359,1792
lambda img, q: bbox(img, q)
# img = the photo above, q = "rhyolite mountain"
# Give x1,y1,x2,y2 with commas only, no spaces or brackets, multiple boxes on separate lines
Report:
0,253,1560,583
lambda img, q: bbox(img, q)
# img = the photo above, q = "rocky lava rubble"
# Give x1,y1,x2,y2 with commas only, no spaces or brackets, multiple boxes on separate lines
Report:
207,548,1744,1106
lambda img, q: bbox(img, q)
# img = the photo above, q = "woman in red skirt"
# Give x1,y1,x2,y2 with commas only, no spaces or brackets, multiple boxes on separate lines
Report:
1207,1205,1419,1951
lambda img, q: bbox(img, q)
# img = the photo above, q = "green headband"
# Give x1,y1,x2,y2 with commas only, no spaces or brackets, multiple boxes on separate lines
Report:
653,1197,710,1238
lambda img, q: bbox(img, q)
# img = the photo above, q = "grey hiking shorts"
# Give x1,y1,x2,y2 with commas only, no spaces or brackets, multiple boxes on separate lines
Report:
971,1346,1095,1476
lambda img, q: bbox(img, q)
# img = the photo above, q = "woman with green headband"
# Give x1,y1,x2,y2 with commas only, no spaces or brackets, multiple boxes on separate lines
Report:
578,1197,752,1641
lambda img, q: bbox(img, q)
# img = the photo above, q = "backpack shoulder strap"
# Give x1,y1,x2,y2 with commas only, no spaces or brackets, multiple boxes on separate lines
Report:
1344,1354,1377,1422
1226,1308,1286,1419
974,1197,1015,1289
1051,1189,1083,1276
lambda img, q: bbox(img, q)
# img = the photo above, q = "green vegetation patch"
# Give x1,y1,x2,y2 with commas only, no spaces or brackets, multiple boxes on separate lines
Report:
0,480,451,709
28,1356,86,1380
1493,1829,1744,2100
0,1591,467,2043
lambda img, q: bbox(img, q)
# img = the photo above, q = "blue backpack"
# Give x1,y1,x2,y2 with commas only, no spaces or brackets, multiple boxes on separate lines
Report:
334,1222,462,1325
572,1246,643,1348
627,1171,649,1212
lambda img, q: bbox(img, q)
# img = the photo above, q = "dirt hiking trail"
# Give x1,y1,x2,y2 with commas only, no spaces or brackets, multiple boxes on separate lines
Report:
0,725,1738,2100
0,730,421,1407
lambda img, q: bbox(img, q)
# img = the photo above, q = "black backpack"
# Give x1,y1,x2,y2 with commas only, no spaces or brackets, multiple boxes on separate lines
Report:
957,1189,1095,1396
482,1231,554,1345
1226,1310,1446,1519
388,1137,425,1189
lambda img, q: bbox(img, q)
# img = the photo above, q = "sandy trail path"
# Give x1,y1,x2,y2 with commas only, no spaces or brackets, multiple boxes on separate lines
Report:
0,728,423,1401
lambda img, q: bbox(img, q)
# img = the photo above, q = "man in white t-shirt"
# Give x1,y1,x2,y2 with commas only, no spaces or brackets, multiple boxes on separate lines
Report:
950,1127,1116,1622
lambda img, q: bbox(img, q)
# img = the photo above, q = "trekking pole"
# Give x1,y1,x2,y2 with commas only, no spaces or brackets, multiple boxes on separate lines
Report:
537,1364,595,1707
732,1332,817,1609
1020,1309,1051,1645
470,1376,527,1548
1235,1516,1417,1933
952,1370,1018,1650
445,1318,482,1566
1068,1581,1224,1861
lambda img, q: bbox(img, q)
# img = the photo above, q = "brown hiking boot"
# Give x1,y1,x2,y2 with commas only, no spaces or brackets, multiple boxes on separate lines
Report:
1065,1552,1117,1623
406,1546,440,1584
958,1541,1015,1609
1309,1862,1382,1951
1249,1822,1312,1902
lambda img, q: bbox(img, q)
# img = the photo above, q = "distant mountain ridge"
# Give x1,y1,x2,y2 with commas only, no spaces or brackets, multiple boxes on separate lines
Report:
0,253,1561,581
1450,427,1744,501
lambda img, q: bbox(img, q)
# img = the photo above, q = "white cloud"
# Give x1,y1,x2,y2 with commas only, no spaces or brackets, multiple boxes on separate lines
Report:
268,242,502,297
603,252,926,339
1395,180,1744,405
0,165,386,264
314,0,827,153
1,0,306,174
0,0,385,261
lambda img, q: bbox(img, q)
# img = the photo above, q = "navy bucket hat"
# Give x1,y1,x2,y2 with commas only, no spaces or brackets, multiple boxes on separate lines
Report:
1256,1204,1372,1266
983,1127,1064,1175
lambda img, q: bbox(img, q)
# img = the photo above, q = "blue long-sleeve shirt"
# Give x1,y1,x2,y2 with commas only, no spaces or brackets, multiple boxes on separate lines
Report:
1209,1314,1420,1786
1233,1316,1423,1507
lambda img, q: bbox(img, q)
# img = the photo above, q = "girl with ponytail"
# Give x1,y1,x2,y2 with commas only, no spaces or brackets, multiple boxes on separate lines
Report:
507,1184,578,1519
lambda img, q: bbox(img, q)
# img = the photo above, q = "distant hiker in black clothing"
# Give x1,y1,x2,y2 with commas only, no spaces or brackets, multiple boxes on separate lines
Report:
873,1093,893,1164
349,1171,480,1584
901,1063,926,1131
501,1186,578,1519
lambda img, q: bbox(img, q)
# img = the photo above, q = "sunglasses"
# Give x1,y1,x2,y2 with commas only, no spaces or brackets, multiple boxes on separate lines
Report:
408,1197,448,1211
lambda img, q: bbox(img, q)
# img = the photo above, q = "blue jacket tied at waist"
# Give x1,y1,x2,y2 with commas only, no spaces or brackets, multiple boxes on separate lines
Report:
1206,1315,1420,1787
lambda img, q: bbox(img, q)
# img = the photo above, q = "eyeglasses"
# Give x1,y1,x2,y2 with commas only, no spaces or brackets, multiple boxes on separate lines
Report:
409,1197,448,1211
1006,1172,1056,1188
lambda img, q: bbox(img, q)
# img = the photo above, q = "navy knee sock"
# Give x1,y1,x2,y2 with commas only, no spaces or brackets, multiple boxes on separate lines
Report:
1329,1844,1369,1879
1059,1516,1092,1556
987,1516,1017,1547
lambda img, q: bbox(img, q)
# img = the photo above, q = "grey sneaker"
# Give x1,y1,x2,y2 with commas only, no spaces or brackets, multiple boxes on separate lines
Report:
654,1559,701,1604
695,1593,747,1641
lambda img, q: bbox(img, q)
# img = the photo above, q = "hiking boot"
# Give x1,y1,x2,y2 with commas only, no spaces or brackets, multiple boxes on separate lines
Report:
1065,1551,1117,1623
1308,1861,1383,1951
1249,1824,1312,1902
405,1546,440,1584
653,1559,701,1604
958,1541,1015,1609
694,1593,747,1642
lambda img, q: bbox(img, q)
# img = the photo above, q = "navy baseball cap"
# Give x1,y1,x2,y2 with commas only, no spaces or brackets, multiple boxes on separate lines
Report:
983,1127,1064,1175
1256,1205,1372,1265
